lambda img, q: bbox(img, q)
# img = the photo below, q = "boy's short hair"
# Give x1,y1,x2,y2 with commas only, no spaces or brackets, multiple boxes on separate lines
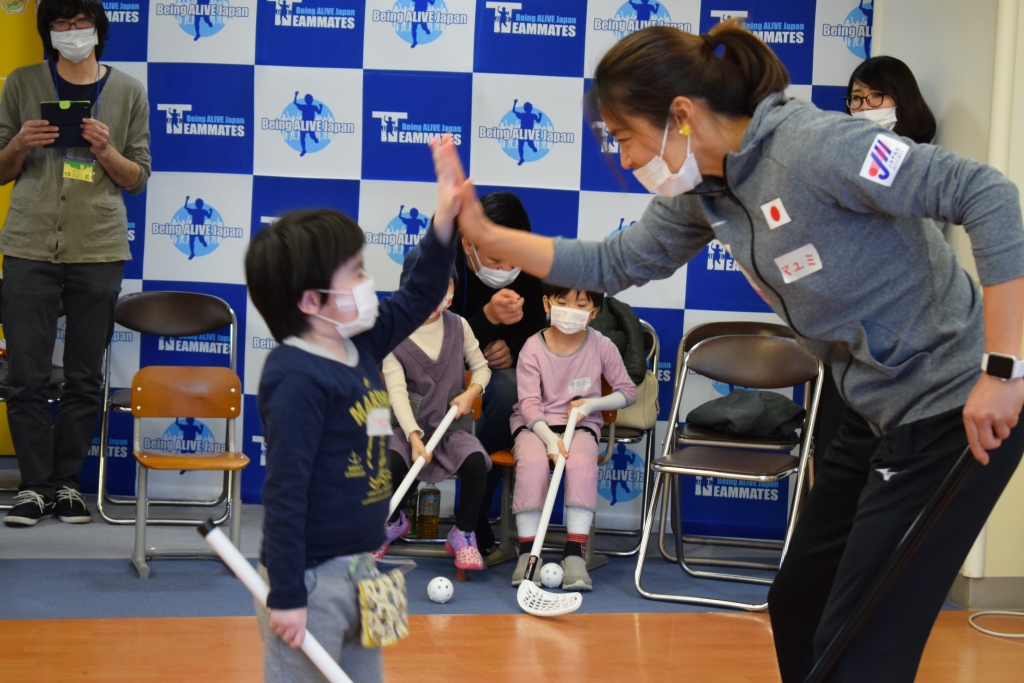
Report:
245,209,365,342
480,191,531,232
542,284,605,310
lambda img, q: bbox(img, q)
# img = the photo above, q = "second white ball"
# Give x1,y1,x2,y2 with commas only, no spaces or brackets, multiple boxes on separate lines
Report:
539,562,564,588
427,576,454,604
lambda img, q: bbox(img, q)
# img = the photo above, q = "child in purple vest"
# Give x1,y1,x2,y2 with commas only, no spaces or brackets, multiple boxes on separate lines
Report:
375,252,492,572
510,285,636,591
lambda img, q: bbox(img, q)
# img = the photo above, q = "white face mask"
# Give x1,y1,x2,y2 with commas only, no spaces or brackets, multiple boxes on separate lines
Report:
50,28,98,63
549,305,591,335
470,244,521,289
315,277,379,339
431,293,453,319
633,119,704,197
851,106,897,131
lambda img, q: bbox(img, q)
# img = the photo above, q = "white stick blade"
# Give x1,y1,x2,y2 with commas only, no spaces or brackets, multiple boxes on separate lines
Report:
517,581,582,617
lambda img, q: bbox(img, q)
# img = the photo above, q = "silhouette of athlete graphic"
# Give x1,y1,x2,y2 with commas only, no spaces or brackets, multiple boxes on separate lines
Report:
169,108,181,132
511,99,542,166
397,205,428,256
194,0,214,41
175,417,205,454
498,5,510,29
183,196,212,260
382,115,398,141
709,241,724,269
859,0,873,58
292,92,324,157
410,0,436,48
629,0,660,22
608,445,637,506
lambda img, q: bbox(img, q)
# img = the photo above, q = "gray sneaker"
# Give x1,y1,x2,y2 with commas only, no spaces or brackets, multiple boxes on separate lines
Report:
511,553,543,587
561,555,593,591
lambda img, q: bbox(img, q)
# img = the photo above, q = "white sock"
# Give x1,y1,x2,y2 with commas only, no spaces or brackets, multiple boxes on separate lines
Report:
516,510,541,540
565,507,594,537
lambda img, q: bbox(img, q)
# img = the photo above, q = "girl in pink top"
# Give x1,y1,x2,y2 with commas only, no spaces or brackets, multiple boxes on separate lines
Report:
510,286,636,591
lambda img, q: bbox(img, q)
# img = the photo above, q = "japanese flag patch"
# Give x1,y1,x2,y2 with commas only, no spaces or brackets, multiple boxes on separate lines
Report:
760,198,791,229
859,134,910,187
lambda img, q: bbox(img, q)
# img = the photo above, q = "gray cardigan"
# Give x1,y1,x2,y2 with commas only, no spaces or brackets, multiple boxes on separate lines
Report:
551,93,1024,434
0,62,151,264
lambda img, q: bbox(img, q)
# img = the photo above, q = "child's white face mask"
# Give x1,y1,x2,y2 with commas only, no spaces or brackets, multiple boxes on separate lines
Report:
549,305,591,335
431,293,453,319
315,277,379,339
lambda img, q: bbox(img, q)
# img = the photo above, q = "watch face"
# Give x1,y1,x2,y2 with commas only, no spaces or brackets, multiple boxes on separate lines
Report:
987,354,1016,379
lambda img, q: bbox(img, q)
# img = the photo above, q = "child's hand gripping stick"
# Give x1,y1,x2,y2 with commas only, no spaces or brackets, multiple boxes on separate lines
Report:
516,408,584,617
388,405,458,517
198,521,354,683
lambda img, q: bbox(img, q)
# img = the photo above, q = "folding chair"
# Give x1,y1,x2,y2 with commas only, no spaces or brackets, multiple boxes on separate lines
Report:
593,318,660,557
658,321,798,561
130,365,249,578
635,331,823,611
97,291,237,525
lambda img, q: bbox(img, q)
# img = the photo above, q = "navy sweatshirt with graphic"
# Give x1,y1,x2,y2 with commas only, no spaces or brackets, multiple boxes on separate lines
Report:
258,225,456,610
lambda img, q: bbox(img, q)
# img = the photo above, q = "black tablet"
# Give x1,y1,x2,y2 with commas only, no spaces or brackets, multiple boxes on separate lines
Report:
40,100,91,148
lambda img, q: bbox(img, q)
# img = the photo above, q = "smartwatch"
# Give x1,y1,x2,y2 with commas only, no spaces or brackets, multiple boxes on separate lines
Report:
981,353,1024,380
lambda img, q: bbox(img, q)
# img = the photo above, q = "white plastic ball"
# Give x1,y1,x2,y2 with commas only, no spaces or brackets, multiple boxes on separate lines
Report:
539,562,564,588
427,576,454,604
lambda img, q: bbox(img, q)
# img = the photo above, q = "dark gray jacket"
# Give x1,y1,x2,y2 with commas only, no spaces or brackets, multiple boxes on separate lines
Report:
551,93,1024,434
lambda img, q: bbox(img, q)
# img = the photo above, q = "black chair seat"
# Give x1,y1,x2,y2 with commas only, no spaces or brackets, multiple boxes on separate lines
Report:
601,425,647,441
111,388,133,410
654,447,798,480
679,423,796,450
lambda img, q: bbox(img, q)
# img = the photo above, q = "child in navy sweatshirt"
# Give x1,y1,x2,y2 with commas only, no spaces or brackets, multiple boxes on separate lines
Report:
244,137,462,682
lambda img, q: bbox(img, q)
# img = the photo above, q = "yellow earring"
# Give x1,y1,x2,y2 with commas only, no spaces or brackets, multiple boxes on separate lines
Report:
680,123,692,136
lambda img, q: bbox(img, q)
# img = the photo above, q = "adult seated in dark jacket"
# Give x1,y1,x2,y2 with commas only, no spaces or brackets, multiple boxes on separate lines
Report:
450,192,546,550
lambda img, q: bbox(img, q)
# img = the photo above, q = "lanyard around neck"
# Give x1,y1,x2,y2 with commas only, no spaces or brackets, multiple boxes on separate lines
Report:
50,60,102,118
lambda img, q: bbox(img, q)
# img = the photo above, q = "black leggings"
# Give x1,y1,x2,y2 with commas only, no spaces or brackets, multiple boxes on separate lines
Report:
388,450,489,532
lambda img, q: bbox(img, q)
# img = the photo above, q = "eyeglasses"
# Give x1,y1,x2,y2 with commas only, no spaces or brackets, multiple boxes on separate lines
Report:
51,18,95,31
845,92,887,110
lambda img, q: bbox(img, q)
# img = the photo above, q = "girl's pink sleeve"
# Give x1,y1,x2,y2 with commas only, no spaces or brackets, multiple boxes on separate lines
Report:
601,335,637,405
516,338,548,428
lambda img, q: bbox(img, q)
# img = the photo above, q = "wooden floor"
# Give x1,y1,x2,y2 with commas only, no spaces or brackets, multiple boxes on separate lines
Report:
1,612,1022,682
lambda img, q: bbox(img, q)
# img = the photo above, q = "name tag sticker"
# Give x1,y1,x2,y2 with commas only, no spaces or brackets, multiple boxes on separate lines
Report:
568,377,591,394
774,244,823,284
63,158,94,182
366,408,393,437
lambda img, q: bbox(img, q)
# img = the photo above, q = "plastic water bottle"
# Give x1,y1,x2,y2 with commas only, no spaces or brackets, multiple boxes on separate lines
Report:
417,483,440,539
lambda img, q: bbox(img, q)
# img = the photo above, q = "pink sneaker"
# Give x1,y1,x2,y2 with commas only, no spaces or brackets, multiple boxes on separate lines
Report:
372,511,410,560
445,527,484,571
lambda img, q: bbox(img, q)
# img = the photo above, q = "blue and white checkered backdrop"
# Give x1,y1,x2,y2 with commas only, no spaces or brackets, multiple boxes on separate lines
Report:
75,0,871,536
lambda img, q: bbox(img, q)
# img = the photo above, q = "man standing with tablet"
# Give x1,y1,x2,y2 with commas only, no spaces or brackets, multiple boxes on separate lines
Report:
0,0,150,527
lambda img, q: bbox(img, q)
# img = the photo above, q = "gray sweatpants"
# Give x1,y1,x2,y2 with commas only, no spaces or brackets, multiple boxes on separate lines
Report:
256,557,383,683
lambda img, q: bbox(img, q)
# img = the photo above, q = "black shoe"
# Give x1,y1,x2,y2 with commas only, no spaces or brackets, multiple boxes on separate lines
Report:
55,487,92,524
475,515,497,555
3,491,54,527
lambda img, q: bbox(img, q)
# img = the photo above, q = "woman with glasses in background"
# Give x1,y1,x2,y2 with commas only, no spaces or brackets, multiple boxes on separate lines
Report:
0,0,150,527
845,55,937,144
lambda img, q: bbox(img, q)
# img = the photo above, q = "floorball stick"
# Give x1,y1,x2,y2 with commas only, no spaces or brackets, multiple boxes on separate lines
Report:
804,446,975,683
198,521,354,683
517,407,584,617
388,405,459,517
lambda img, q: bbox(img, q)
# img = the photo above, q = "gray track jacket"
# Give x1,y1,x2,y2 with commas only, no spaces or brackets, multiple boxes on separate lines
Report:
551,93,1024,434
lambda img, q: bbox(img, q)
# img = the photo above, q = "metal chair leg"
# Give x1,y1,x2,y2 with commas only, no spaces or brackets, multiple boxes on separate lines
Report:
132,465,150,579
228,470,243,548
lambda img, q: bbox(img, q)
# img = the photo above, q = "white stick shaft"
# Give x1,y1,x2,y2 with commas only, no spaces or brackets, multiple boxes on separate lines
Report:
203,527,354,683
388,405,458,517
528,408,580,559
